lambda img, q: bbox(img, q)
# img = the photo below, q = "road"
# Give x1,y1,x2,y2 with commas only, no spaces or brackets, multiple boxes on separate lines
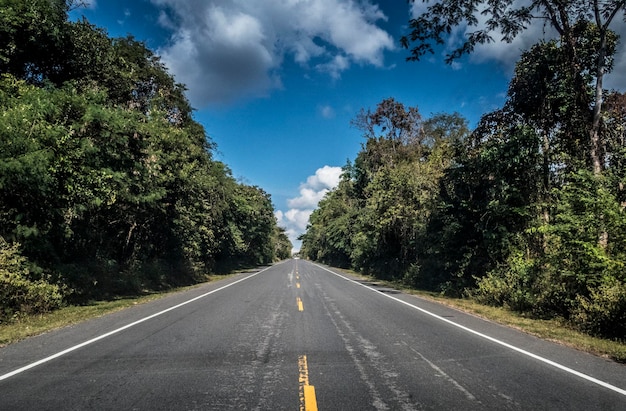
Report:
1,259,625,410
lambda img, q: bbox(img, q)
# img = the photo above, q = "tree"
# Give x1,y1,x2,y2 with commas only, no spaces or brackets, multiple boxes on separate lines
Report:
273,226,293,261
302,100,470,285
0,0,69,84
300,173,358,268
0,1,289,308
401,0,625,175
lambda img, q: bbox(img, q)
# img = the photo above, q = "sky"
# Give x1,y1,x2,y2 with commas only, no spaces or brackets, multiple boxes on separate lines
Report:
72,1,626,252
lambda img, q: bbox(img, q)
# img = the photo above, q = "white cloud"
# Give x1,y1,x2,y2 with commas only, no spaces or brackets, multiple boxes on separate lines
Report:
288,187,329,209
469,15,557,74
276,209,312,234
151,0,394,106
316,54,351,79
303,165,342,191
276,165,342,252
470,15,626,90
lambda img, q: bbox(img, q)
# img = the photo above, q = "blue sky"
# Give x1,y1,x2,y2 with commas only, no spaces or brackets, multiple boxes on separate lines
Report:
72,1,626,251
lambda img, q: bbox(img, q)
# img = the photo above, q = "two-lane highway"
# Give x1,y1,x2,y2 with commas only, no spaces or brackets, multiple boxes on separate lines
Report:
1,259,625,409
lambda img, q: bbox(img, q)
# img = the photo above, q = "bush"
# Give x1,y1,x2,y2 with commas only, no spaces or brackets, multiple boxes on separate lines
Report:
0,239,63,322
473,252,538,312
572,277,626,341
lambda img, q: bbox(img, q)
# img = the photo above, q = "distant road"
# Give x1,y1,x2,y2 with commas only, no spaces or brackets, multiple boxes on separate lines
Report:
1,259,625,410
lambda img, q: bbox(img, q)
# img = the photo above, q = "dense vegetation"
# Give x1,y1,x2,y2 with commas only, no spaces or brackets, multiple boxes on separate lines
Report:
302,19,626,340
0,0,291,322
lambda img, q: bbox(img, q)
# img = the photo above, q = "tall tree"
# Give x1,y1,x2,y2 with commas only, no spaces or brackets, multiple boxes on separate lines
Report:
401,0,625,175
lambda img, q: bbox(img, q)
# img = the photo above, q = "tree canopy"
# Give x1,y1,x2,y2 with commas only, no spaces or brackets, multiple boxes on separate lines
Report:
401,0,625,175
0,0,291,320
302,33,626,340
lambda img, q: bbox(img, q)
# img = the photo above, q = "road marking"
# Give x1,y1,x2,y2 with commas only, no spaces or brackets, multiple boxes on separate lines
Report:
297,297,304,311
298,355,318,411
313,263,626,397
296,282,301,289
0,264,279,382
304,386,318,411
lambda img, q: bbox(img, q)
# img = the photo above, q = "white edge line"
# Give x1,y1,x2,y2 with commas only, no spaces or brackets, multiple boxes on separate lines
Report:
313,263,626,397
0,264,277,382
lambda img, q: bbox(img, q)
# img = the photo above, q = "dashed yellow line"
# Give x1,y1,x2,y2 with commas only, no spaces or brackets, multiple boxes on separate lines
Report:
298,355,318,411
295,264,317,409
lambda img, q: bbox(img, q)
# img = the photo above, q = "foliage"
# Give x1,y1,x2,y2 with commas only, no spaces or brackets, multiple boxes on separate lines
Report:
573,276,626,340
0,0,69,84
473,251,539,312
0,238,63,322
273,226,293,260
402,0,624,175
301,100,470,284
0,1,291,316
302,25,626,339
401,1,623,63
218,184,279,268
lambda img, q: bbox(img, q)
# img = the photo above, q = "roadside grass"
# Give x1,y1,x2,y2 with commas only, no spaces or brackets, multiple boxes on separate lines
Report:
0,293,169,347
0,275,232,347
412,290,626,363
338,269,626,363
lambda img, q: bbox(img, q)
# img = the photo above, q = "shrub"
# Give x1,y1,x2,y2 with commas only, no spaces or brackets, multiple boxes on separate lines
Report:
0,239,63,322
473,252,537,312
572,277,626,341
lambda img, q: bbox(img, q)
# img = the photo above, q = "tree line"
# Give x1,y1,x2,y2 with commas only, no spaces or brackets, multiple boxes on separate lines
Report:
0,0,291,322
302,5,626,341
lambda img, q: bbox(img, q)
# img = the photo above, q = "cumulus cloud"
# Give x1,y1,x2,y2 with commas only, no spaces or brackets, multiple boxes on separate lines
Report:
276,165,343,251
151,0,394,106
275,209,312,245
302,165,343,191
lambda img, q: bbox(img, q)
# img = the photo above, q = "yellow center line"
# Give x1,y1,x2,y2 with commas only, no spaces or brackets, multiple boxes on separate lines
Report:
298,355,318,411
297,297,304,311
296,282,301,289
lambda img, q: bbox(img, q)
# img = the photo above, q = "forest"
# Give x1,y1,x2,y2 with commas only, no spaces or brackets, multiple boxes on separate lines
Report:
0,0,292,322
301,2,626,341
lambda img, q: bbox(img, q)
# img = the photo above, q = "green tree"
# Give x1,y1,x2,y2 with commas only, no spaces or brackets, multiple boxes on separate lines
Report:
216,184,278,269
0,237,63,322
273,226,293,261
302,100,470,286
0,1,288,308
301,166,359,268
457,36,626,339
401,0,624,175
0,0,69,84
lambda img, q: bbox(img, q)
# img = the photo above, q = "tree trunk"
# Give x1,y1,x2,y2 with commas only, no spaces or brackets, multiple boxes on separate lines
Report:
591,20,609,248
590,31,607,176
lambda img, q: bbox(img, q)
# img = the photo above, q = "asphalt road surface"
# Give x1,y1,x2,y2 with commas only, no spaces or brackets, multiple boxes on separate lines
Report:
1,259,625,410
